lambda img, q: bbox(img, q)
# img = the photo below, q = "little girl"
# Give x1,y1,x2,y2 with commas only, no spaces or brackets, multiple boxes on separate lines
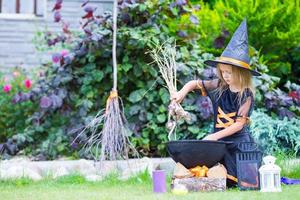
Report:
172,20,261,186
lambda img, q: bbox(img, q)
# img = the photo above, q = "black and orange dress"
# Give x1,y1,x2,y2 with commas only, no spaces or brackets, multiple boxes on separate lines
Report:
200,79,255,184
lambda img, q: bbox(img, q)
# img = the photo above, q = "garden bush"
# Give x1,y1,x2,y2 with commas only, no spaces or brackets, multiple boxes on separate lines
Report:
251,110,300,156
1,0,299,159
187,0,300,84
7,1,215,159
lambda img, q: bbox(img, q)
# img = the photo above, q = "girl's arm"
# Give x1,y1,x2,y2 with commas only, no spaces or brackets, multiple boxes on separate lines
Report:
203,97,252,140
172,79,218,103
203,120,247,140
179,80,199,95
171,80,198,103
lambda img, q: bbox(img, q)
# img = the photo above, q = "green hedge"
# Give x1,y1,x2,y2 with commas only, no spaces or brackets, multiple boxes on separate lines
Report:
251,110,300,155
0,0,299,159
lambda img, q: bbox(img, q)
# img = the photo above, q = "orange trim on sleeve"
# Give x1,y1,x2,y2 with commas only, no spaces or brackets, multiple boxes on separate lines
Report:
196,80,207,96
236,116,250,124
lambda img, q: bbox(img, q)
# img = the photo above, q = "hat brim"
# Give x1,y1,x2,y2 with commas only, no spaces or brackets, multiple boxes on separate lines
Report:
204,59,261,76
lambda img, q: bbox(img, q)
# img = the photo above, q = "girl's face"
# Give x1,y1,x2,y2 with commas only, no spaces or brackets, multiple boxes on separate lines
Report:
219,64,233,85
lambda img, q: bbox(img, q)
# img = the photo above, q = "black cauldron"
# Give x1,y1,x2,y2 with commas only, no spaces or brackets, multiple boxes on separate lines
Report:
166,140,232,168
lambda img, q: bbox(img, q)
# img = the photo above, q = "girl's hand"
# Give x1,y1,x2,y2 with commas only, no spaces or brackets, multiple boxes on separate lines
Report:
202,134,219,141
171,91,185,103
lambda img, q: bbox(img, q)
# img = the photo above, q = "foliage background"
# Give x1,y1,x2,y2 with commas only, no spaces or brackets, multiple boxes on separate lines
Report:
0,0,299,159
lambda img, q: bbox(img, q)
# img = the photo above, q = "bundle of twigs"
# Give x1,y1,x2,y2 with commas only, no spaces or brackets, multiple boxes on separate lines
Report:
149,42,190,140
72,0,137,162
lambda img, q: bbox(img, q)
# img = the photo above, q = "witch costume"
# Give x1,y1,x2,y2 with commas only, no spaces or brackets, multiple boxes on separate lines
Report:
201,19,261,186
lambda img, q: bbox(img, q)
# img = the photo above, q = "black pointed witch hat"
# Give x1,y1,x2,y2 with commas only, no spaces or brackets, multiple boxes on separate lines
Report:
204,19,261,76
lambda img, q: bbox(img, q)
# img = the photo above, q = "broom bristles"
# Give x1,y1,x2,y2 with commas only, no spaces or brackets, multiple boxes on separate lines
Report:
100,97,131,161
72,95,138,161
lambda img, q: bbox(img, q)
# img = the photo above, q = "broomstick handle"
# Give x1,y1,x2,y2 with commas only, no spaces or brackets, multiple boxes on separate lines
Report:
112,0,118,91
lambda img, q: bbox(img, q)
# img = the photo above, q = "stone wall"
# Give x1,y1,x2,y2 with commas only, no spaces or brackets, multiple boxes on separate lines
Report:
0,157,176,181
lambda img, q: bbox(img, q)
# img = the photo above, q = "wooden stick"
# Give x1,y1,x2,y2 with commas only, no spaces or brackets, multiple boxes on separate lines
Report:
112,0,118,91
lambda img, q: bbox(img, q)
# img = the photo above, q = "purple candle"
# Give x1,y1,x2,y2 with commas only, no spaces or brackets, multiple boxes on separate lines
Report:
152,170,167,193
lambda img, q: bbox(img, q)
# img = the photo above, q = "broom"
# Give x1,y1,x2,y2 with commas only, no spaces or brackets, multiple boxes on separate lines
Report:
148,42,191,140
73,0,136,161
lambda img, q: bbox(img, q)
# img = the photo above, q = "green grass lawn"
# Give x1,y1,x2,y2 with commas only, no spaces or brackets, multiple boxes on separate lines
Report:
0,172,299,200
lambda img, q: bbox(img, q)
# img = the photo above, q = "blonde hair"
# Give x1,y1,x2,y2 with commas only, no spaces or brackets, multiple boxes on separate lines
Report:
216,63,255,105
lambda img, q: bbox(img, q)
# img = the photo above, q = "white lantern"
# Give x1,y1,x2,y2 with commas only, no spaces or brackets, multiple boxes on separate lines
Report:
259,155,281,192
